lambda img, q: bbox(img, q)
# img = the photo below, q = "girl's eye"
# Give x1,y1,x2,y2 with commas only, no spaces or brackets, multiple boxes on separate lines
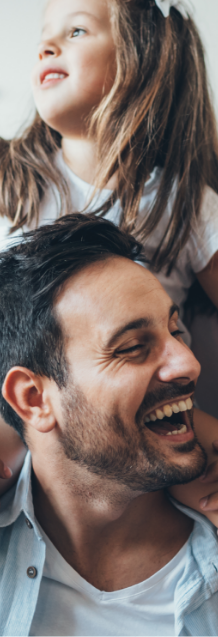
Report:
69,28,86,39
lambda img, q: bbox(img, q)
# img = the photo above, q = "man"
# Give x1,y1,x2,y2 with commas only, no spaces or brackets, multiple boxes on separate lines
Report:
0,213,218,637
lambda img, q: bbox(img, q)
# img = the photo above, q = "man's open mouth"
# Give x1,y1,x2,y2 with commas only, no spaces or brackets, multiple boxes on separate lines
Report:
144,397,193,439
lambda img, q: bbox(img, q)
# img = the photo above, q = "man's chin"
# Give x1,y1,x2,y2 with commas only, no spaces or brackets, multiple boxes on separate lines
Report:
166,437,207,486
123,436,207,494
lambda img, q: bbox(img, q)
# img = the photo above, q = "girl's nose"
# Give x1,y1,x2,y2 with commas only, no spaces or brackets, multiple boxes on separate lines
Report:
38,40,60,61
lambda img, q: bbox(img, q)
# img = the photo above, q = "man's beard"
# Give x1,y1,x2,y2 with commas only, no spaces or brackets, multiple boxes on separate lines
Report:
59,381,206,493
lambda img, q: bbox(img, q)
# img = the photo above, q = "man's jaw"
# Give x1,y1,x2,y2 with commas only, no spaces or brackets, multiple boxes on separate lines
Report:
143,394,195,444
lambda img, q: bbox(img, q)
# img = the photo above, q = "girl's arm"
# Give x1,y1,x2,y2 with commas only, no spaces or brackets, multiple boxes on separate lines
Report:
170,408,218,527
0,417,26,496
197,250,218,308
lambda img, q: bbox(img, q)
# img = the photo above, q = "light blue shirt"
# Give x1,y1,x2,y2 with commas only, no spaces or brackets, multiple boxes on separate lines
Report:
1,452,218,637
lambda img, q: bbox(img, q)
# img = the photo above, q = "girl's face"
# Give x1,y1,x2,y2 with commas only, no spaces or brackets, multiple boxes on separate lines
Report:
31,0,116,136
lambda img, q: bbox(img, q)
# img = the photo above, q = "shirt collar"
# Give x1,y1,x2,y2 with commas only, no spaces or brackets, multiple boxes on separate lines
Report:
170,496,218,585
0,451,42,539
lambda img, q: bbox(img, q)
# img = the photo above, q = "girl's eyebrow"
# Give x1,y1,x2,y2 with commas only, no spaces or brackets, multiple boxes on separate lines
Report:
42,11,99,35
66,11,100,22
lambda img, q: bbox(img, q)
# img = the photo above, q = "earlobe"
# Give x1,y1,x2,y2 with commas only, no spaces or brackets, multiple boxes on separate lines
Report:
2,367,56,433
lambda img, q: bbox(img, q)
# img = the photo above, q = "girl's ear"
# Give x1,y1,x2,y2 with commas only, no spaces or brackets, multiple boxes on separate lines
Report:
2,367,56,433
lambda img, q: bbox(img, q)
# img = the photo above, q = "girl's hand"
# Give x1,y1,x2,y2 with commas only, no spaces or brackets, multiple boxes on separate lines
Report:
199,443,218,523
0,459,13,480
0,417,26,497
169,410,218,527
197,250,218,309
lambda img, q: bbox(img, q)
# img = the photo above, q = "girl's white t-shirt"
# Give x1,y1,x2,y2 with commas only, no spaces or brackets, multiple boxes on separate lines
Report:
29,523,189,637
1,149,218,313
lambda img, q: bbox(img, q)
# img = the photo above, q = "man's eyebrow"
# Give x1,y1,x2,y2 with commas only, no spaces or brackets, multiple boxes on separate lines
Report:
106,318,154,349
42,12,99,35
106,303,180,349
169,303,180,319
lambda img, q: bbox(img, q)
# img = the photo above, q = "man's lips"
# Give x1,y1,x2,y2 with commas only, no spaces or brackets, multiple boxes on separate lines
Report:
143,394,195,442
40,67,68,86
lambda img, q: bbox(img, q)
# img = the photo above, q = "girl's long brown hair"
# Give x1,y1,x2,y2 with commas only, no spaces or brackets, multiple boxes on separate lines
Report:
1,0,218,272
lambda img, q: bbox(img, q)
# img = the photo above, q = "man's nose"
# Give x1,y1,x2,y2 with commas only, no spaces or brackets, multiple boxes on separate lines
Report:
156,334,201,385
38,40,61,61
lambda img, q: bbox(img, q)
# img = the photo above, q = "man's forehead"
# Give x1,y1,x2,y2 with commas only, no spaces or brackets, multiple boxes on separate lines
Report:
55,257,172,341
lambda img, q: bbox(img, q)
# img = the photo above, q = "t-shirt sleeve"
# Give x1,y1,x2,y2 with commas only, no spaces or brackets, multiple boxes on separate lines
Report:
188,186,218,273
0,216,23,252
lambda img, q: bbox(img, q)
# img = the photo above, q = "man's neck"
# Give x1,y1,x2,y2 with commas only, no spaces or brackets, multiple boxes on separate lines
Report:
32,454,193,592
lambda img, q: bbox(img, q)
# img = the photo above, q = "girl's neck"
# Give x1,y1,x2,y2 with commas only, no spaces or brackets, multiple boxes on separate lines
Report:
62,136,98,185
62,136,117,189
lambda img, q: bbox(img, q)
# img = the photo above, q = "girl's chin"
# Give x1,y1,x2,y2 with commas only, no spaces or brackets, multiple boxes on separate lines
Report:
34,106,68,133
35,102,90,134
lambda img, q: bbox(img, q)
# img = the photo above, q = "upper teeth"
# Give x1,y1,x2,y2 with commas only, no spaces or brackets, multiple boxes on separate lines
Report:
145,397,193,423
43,73,66,81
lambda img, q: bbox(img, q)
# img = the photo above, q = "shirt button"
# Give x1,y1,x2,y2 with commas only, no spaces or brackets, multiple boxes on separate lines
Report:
25,518,33,529
27,566,37,579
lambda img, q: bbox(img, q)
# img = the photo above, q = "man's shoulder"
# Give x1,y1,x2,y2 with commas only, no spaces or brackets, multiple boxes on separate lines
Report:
168,501,218,635
172,497,218,585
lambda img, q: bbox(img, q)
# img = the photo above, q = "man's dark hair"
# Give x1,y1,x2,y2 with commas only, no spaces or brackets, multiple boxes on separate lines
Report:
0,213,145,440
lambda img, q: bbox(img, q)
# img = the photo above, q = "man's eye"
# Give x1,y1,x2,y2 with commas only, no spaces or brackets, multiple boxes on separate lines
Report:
117,344,144,355
171,329,184,338
69,28,86,38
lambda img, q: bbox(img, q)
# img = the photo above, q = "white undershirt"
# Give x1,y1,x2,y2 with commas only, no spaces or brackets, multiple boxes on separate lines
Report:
30,525,188,637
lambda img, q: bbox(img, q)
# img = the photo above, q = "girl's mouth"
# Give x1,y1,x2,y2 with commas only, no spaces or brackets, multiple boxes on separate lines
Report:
40,68,68,88
144,396,194,442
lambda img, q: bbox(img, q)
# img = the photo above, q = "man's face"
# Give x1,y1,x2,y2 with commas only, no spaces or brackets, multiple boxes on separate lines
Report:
54,256,205,492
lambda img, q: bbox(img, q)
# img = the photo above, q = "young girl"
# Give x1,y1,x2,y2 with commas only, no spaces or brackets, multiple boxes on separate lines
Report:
0,0,218,325
1,0,218,510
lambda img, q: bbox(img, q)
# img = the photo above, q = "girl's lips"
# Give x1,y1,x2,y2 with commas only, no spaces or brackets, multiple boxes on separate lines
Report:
40,68,68,86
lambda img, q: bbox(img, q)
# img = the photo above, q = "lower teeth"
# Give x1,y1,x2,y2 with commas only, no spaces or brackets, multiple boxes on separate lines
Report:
166,425,187,436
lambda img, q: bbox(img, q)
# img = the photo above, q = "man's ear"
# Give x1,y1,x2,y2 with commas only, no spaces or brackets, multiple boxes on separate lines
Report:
2,367,56,433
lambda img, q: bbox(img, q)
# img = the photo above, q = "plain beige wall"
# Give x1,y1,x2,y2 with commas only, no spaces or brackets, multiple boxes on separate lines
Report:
0,0,217,138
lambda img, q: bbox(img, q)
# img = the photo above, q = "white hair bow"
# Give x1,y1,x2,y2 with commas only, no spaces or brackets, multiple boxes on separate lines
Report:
154,0,189,18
